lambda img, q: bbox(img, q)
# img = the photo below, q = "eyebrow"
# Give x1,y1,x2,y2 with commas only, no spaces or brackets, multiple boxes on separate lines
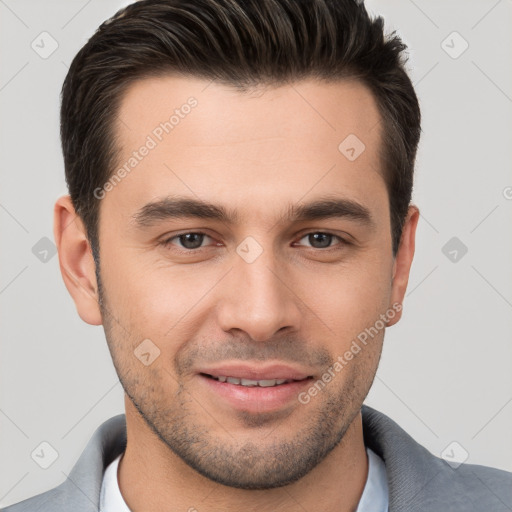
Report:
132,195,375,229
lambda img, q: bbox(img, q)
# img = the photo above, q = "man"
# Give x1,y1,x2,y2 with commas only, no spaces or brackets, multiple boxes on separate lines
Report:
3,0,511,511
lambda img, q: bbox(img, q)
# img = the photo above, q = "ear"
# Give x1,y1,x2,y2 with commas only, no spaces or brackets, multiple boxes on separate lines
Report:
53,195,102,325
387,205,420,327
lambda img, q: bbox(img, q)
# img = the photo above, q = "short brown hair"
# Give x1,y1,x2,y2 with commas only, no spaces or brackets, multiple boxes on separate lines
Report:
60,0,421,259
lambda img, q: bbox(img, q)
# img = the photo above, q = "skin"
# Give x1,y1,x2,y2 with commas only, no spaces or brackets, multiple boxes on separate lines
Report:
54,75,419,512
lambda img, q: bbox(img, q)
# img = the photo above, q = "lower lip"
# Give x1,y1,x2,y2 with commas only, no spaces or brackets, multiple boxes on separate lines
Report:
199,374,313,413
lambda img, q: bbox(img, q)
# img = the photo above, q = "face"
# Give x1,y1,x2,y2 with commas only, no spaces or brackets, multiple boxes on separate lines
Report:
58,75,418,489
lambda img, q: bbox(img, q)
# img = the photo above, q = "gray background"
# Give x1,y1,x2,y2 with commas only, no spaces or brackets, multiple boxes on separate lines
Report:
1,0,511,507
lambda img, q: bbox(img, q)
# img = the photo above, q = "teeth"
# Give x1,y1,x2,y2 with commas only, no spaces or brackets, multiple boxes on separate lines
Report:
212,375,294,387
240,378,259,386
258,379,280,387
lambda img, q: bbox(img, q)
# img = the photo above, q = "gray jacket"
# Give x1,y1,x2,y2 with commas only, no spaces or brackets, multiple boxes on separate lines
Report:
2,405,511,511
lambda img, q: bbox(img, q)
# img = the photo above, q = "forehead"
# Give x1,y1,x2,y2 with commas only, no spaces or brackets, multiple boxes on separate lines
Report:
108,74,386,225
116,74,382,152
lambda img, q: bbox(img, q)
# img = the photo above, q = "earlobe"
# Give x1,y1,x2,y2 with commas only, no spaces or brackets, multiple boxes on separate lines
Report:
53,195,103,326
387,205,420,327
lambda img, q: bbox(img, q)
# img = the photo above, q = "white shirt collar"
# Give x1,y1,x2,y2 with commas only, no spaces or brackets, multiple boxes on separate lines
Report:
100,447,388,512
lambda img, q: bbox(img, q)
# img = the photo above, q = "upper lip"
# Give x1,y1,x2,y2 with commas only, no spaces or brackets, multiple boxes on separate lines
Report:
198,362,314,381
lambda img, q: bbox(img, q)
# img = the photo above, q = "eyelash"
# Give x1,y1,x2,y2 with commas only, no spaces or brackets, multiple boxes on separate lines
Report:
160,231,349,253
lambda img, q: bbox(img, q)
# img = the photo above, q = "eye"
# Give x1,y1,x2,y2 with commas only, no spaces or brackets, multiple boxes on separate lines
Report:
294,232,347,250
163,232,214,251
161,230,349,253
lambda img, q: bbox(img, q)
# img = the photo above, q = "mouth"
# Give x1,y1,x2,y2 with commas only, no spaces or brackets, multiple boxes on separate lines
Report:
197,365,315,414
200,372,311,388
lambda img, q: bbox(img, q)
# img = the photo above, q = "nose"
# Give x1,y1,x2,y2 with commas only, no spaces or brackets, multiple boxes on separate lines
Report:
216,246,303,342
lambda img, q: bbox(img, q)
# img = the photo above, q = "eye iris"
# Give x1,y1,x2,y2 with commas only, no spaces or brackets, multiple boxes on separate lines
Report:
179,233,204,249
309,233,332,249
174,233,335,250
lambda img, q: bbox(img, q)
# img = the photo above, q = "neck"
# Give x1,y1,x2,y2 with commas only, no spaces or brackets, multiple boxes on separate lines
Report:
118,398,368,512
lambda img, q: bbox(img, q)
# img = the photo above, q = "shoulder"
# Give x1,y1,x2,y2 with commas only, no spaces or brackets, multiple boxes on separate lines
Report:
361,404,512,511
0,484,71,512
1,414,126,512
416,461,512,511
440,460,512,509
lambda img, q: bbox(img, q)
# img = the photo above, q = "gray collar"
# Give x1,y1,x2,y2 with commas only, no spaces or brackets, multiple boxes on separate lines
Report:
28,405,511,512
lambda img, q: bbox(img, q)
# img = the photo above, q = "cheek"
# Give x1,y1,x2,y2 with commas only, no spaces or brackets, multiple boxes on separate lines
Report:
301,256,393,341
100,228,393,345
100,253,217,345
